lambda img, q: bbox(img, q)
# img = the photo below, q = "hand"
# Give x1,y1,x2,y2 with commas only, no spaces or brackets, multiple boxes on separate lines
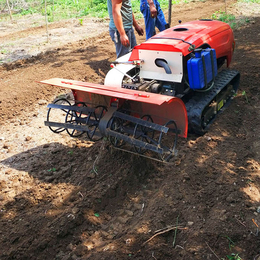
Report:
149,3,157,18
120,33,130,47
135,25,144,36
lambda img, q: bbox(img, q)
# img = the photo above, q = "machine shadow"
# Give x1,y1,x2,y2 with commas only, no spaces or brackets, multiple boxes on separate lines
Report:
0,141,151,185
0,141,160,259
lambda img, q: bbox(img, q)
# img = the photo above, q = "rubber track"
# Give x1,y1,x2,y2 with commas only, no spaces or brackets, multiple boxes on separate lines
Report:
185,69,240,135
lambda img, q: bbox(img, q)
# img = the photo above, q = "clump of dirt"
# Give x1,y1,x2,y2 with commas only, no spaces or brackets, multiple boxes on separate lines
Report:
1,1,260,259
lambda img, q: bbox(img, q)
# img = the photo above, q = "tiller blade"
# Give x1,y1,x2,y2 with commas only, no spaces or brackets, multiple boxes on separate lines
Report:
40,78,188,162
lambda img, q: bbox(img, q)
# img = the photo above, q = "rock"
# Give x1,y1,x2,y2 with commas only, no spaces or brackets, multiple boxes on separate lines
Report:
38,99,47,105
125,210,134,216
204,136,212,141
117,216,129,224
3,143,9,149
72,207,79,214
25,136,32,141
87,172,96,179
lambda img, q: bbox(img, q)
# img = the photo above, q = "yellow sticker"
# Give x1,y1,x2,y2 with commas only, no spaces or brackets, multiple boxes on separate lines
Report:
218,100,224,111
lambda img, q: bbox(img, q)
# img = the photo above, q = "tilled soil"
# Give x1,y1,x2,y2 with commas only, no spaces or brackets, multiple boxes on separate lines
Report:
1,1,260,259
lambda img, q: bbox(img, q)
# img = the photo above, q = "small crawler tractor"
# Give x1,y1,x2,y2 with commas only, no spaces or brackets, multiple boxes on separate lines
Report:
40,19,240,161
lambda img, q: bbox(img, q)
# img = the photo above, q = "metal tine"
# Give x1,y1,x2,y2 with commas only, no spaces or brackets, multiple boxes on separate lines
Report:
47,103,95,114
113,111,169,133
107,129,165,154
44,121,90,132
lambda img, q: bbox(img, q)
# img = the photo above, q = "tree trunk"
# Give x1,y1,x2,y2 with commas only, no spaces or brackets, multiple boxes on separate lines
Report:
6,0,12,21
45,0,49,42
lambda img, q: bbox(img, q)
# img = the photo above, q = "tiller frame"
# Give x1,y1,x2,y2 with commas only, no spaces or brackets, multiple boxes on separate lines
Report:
41,78,188,162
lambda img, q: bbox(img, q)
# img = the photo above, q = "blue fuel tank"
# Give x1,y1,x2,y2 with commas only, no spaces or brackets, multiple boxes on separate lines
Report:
187,48,217,90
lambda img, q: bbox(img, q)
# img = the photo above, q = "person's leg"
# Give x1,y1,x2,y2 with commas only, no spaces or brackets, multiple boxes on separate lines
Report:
109,28,131,58
140,2,156,40
127,27,137,50
155,1,167,32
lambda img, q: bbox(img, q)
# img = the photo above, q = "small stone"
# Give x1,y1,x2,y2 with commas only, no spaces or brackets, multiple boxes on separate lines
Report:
125,238,132,245
3,143,9,149
87,172,96,179
133,203,142,210
205,136,212,141
187,221,194,226
117,216,128,224
25,136,32,141
38,99,47,105
125,210,134,216
72,207,79,214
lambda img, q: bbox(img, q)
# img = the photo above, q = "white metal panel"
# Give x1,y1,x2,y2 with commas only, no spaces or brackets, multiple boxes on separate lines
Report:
104,53,135,88
139,50,183,83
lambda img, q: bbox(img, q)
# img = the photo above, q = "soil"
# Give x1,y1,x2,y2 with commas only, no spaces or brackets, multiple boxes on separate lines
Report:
1,0,260,259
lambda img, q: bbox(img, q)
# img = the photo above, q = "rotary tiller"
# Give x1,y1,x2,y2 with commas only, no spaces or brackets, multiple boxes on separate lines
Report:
40,19,240,162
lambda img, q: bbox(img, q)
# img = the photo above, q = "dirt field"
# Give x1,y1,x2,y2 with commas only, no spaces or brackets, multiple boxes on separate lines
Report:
1,0,260,259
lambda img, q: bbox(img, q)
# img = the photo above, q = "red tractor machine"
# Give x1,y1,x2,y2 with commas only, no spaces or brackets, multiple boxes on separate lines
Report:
40,19,240,161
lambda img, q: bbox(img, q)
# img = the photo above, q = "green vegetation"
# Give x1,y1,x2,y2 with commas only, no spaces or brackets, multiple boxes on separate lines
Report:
0,0,254,25
240,0,260,3
211,9,251,29
241,90,249,103
212,11,236,23
47,167,57,172
1,49,9,54
0,0,186,22
0,0,109,21
227,253,243,260
219,235,243,260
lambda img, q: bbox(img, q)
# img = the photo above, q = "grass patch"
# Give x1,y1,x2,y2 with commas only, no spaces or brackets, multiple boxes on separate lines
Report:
0,0,192,22
212,10,251,29
239,0,260,3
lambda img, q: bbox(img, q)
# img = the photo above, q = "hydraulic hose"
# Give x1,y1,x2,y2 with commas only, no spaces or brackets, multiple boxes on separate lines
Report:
155,59,172,74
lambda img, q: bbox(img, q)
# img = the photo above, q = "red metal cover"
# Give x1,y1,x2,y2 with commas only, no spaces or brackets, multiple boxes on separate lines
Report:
39,78,188,137
40,78,176,105
130,20,234,66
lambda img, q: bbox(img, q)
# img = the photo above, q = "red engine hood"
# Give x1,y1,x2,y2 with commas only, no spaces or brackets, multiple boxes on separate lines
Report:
131,20,232,57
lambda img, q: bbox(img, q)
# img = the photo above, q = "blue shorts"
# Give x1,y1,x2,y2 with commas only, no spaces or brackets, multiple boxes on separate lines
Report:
140,0,167,40
109,27,137,58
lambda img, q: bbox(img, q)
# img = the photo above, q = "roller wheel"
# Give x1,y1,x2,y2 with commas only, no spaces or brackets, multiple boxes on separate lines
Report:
65,102,87,137
108,117,125,147
134,115,154,154
47,98,71,133
159,120,178,162
87,105,107,141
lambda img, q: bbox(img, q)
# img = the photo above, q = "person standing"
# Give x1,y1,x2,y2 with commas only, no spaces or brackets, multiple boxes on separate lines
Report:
107,0,144,58
140,0,169,40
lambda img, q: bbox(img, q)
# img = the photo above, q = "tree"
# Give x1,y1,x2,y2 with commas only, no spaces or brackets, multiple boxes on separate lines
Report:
6,0,13,20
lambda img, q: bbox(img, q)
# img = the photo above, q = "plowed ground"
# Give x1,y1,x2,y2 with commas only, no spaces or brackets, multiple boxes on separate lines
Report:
1,1,260,259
